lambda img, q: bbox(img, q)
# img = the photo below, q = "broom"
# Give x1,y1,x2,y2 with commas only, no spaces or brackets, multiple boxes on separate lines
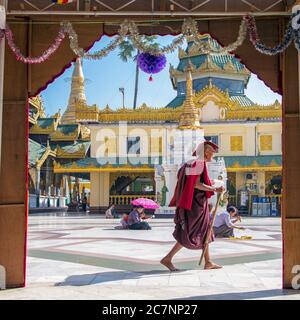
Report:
198,191,225,266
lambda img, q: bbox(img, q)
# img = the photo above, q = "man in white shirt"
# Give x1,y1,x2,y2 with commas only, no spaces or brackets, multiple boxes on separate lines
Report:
213,206,245,238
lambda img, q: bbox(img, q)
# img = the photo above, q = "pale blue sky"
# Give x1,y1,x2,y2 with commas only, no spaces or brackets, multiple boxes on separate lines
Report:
41,35,282,116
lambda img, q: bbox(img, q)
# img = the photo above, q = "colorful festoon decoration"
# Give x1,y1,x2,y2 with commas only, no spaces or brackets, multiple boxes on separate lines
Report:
244,15,294,55
52,0,75,4
292,6,300,50
137,52,166,81
292,6,300,30
2,14,300,64
4,24,66,64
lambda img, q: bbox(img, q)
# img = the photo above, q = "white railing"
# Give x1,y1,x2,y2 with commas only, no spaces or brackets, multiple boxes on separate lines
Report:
109,195,156,205
29,194,67,208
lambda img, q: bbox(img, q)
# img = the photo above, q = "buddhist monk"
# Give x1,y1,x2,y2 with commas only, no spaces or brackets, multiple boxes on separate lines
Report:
160,141,224,271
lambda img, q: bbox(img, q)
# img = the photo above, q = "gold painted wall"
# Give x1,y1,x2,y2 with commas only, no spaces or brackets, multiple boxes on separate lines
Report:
230,136,243,152
90,172,110,207
257,123,282,155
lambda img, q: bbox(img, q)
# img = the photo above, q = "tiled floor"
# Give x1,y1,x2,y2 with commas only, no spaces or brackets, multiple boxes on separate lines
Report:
1,214,299,300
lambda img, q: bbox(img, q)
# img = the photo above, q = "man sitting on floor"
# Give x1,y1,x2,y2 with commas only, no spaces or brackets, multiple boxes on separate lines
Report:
127,205,152,230
213,206,245,238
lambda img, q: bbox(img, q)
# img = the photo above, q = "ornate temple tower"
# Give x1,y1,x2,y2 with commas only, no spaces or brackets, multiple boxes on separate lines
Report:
61,58,87,124
178,60,201,129
167,35,251,109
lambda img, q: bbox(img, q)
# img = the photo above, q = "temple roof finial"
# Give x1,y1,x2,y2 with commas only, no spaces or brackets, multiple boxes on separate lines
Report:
61,58,87,124
178,61,201,130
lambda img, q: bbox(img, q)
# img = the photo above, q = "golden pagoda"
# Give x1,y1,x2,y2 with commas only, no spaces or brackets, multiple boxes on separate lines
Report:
178,60,201,130
61,58,87,124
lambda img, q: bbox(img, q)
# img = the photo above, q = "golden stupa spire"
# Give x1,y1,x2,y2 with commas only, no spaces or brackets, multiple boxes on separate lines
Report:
61,57,87,124
178,60,201,130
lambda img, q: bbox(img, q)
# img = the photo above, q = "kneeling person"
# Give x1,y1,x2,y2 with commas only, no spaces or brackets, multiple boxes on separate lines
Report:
128,205,151,230
213,206,245,238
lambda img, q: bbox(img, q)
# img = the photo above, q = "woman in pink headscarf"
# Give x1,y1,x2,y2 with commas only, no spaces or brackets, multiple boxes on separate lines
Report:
160,141,224,271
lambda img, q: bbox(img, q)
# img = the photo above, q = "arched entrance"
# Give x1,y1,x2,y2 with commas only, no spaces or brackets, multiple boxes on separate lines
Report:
0,0,299,290
109,173,156,212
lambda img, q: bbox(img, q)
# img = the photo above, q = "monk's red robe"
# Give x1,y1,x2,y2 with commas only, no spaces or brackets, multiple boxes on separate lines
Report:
169,160,214,210
169,160,215,250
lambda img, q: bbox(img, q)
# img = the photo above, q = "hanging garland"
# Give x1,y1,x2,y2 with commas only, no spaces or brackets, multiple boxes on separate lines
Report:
63,18,247,58
190,19,248,54
4,24,66,64
244,15,294,55
123,19,186,56
60,19,186,58
291,7,300,51
291,6,300,30
60,21,127,60
63,16,295,59
1,13,300,64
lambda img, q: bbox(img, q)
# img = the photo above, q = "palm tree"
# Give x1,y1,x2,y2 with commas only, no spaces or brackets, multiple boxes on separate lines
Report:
118,36,159,109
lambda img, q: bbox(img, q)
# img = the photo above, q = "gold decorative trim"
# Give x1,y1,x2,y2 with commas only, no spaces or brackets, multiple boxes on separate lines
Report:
177,125,202,130
54,164,155,174
29,96,46,118
29,118,59,135
96,103,183,123
56,145,86,159
36,147,56,168
260,135,273,151
75,102,99,122
50,125,79,141
227,109,281,120
194,86,282,120
198,55,222,72
230,136,243,152
223,60,236,72
29,115,38,125
227,166,282,172
51,131,79,141
75,86,281,123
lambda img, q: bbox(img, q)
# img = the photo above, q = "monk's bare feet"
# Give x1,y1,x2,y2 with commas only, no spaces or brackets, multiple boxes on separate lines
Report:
204,261,223,270
160,257,180,272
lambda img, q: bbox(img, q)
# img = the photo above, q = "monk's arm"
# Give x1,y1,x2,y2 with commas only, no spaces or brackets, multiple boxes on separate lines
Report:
194,182,216,192
194,182,224,193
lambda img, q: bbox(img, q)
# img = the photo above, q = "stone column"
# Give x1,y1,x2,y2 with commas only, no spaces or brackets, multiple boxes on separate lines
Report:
282,8,300,288
257,171,266,197
154,166,164,205
90,172,110,213
162,164,178,206
0,4,5,168
45,158,51,196
35,167,41,208
0,16,28,288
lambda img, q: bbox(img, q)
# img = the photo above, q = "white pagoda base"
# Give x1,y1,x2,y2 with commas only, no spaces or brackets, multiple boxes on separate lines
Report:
154,127,227,216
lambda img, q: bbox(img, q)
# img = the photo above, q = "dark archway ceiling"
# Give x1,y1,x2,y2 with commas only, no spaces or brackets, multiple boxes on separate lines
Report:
7,0,296,17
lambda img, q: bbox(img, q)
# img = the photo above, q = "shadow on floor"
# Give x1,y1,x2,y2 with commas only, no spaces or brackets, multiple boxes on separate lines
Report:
55,270,173,287
177,289,300,300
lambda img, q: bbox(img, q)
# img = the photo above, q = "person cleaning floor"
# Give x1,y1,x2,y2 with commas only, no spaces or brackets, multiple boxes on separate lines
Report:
213,206,246,238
